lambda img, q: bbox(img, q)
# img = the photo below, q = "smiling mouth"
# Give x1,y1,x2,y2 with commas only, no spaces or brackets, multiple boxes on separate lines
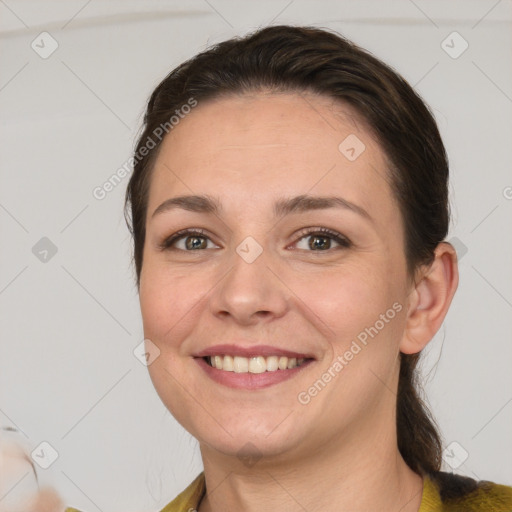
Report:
204,355,311,373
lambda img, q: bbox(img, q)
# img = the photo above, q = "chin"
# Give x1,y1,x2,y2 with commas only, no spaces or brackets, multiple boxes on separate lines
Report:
191,415,309,462
201,430,302,463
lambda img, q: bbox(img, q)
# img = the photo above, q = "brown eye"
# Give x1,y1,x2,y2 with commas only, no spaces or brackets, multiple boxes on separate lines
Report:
160,229,218,251
183,234,208,250
308,234,333,250
294,227,351,252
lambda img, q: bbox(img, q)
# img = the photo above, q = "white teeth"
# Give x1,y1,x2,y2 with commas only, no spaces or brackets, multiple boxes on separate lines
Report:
278,356,288,370
233,356,249,373
287,357,297,369
207,355,308,373
266,356,279,371
222,355,234,371
249,356,266,374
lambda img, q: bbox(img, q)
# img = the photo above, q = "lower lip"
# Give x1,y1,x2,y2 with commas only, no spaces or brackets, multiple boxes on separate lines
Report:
195,357,314,390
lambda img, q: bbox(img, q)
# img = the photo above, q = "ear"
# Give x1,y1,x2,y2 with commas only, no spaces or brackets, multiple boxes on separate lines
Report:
400,242,459,355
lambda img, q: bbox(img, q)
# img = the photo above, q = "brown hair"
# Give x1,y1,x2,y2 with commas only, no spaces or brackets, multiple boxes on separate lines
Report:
125,25,448,476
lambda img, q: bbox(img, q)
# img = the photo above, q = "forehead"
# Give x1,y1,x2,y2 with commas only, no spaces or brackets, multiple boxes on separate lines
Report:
147,91,396,221
160,91,374,157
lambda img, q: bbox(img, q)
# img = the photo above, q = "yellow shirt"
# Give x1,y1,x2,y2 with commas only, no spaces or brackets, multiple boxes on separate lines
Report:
66,471,512,512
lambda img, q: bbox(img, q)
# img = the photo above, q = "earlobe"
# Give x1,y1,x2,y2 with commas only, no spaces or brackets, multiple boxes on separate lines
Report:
400,242,459,355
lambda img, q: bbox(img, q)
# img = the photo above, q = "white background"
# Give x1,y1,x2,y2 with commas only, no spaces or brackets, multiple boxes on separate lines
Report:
0,1,511,511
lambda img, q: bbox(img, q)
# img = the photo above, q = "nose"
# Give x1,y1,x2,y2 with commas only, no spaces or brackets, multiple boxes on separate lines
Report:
208,243,289,326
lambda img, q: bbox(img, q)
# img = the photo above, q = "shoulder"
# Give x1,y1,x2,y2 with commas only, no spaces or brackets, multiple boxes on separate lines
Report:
426,471,512,511
65,471,512,512
159,473,205,512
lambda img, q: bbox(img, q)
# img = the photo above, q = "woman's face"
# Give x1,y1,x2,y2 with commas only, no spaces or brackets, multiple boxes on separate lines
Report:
139,92,415,462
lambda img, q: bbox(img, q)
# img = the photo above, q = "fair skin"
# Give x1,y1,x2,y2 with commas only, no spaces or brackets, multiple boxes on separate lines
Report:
139,91,458,512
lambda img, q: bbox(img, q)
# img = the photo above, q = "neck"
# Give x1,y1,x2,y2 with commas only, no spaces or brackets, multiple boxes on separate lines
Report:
197,413,424,512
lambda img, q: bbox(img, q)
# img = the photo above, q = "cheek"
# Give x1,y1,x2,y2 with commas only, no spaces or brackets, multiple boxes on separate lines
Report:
294,261,405,363
139,262,210,347
309,264,393,325
139,264,210,428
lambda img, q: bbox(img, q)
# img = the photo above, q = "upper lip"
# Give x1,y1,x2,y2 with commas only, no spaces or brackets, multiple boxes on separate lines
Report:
194,344,315,359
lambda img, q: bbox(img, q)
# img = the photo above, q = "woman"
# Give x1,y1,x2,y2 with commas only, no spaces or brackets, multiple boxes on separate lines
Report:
62,24,511,511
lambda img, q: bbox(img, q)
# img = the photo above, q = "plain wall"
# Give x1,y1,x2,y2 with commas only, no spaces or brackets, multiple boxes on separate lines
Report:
1,1,511,510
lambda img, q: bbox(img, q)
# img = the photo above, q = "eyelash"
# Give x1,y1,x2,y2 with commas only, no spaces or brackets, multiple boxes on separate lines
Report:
159,227,351,252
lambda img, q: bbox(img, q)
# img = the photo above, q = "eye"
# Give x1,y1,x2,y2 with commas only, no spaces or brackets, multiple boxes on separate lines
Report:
159,229,219,251
159,227,351,253
293,227,351,251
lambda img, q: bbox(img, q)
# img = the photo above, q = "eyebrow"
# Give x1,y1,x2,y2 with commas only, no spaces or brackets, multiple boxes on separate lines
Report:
151,194,372,222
